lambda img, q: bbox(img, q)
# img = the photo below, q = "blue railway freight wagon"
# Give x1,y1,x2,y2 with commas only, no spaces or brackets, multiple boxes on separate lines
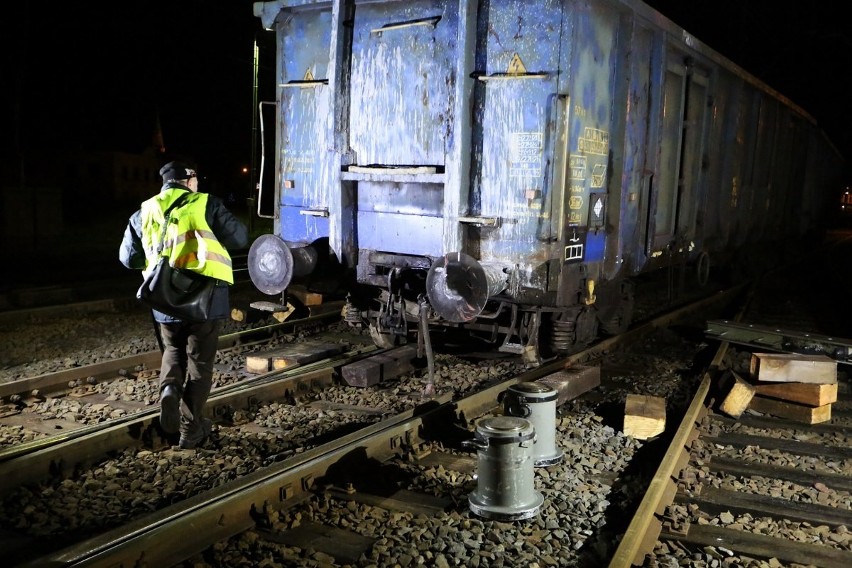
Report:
249,0,844,363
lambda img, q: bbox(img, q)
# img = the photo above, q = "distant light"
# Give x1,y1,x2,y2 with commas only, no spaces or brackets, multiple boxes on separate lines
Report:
241,167,249,174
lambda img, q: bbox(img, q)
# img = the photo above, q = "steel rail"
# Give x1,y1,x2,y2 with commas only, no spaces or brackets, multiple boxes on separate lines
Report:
0,344,377,492
608,281,755,567
0,301,345,400
19,284,747,567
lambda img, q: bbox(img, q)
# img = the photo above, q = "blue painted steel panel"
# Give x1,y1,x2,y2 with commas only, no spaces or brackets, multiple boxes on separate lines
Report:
567,4,619,235
357,211,444,256
349,0,457,166
476,81,560,262
278,10,333,236
279,206,329,244
702,71,742,250
620,22,655,269
357,181,443,216
585,230,606,261
473,0,565,268
254,0,844,326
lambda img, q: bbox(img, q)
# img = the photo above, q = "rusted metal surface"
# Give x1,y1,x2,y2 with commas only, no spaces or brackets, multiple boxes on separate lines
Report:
251,0,842,362
706,319,852,365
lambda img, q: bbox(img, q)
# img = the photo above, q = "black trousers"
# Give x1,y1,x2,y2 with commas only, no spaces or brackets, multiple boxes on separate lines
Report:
158,319,220,436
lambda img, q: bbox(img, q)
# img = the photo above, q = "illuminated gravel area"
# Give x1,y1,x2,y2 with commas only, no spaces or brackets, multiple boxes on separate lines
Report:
4,259,849,566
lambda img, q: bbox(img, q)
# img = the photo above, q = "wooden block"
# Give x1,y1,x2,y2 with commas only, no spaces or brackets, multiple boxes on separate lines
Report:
230,304,268,324
245,342,345,374
328,487,453,515
754,382,837,407
258,521,374,566
719,372,755,418
748,395,831,424
234,305,294,323
268,355,300,371
246,354,276,375
537,365,601,406
250,300,308,322
341,345,418,387
342,355,414,388
307,299,346,318
341,358,382,387
381,356,414,382
272,304,296,322
288,286,323,306
624,394,666,440
749,353,836,384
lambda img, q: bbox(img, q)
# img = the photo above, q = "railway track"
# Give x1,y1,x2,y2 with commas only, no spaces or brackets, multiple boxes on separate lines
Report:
4,235,850,567
0,300,352,457
611,242,852,568
1,281,743,567
664,400,852,566
612,369,852,567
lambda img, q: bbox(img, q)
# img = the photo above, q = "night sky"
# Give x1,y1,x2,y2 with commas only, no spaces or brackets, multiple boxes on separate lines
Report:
7,1,272,189
644,0,852,175
6,1,852,190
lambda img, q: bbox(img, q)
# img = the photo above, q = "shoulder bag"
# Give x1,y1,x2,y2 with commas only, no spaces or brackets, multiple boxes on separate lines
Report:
136,193,216,322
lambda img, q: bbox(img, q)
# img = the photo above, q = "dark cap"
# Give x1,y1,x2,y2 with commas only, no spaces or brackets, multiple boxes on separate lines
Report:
159,161,197,182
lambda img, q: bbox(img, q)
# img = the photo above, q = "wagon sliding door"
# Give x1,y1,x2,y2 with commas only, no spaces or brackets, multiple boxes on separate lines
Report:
470,0,565,271
276,9,333,244
651,57,709,252
346,0,458,260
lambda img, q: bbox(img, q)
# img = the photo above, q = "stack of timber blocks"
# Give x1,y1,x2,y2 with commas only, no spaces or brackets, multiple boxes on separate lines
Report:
719,353,837,424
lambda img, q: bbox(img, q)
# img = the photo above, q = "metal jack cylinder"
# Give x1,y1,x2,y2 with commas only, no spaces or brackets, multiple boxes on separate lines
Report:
502,382,564,467
463,416,543,521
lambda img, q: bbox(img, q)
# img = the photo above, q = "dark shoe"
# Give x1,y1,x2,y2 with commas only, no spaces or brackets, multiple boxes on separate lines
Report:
159,385,181,434
179,418,212,449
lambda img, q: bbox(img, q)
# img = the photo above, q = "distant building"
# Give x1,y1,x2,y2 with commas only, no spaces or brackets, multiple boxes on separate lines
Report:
2,117,179,254
62,145,164,209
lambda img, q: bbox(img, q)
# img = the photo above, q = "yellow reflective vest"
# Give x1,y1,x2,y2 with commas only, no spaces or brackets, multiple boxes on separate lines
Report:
140,188,235,284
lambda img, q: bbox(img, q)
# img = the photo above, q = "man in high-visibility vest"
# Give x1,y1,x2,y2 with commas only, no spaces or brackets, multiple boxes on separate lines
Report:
120,161,249,449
